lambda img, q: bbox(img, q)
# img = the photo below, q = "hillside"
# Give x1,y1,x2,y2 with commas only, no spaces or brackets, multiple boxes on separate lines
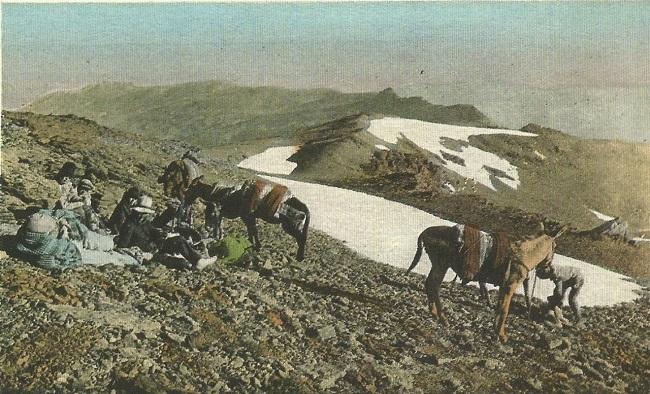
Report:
273,115,650,231
25,82,494,146
2,111,649,392
234,114,650,280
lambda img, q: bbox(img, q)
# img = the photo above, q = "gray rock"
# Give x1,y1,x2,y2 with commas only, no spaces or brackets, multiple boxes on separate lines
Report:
444,377,462,390
525,377,543,391
540,333,563,350
163,330,186,345
230,357,245,369
497,343,514,355
582,365,604,381
318,367,348,390
307,325,337,340
478,358,506,370
567,365,583,377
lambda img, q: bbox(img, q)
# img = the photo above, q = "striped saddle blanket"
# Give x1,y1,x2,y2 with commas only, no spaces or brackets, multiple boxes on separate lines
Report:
455,224,510,282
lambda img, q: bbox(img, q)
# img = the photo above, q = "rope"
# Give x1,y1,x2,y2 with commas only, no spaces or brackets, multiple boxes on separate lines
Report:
528,269,538,316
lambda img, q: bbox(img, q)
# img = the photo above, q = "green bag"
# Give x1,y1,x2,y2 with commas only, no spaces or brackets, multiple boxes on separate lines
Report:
211,235,252,263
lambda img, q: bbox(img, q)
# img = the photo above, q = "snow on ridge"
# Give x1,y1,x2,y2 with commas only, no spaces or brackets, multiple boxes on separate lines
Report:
590,209,616,222
238,146,299,175
367,117,537,191
263,176,642,307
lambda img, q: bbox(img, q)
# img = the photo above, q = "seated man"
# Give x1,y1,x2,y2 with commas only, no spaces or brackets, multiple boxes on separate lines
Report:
15,211,82,271
54,162,80,210
115,195,215,270
536,264,585,326
15,209,139,271
107,186,145,234
74,179,103,232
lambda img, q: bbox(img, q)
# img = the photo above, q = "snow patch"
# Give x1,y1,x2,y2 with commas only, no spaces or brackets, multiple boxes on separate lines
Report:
367,117,536,191
534,150,546,160
375,144,390,151
238,146,299,175
590,209,616,222
264,176,642,307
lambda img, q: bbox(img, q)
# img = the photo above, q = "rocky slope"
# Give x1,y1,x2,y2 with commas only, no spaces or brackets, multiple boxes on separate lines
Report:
2,221,649,393
1,111,649,392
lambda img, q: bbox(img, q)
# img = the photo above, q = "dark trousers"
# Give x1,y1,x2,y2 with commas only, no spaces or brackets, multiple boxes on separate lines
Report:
159,236,202,265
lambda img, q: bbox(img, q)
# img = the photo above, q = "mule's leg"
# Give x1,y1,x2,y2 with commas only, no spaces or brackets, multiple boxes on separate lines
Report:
495,284,517,343
523,278,531,318
281,198,309,261
495,267,527,343
479,282,492,307
243,216,261,250
424,264,448,324
568,284,582,322
280,219,303,261
217,216,224,241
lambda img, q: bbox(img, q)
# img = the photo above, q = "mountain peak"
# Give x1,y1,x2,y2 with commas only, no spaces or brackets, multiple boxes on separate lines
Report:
377,87,398,98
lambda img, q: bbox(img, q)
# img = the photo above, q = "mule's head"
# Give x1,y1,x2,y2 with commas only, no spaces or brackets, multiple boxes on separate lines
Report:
536,225,569,270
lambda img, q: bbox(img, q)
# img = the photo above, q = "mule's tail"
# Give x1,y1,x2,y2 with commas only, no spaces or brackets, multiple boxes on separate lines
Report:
407,231,425,273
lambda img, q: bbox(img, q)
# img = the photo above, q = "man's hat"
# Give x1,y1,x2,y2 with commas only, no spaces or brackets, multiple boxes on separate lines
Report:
132,195,155,214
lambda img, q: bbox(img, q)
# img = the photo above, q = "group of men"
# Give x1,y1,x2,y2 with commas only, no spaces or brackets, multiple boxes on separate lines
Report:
110,187,217,270
16,154,217,271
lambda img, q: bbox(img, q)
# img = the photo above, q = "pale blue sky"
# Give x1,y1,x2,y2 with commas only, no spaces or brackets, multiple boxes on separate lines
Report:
3,3,649,141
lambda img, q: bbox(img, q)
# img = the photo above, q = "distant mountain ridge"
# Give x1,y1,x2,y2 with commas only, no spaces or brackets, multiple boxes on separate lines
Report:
25,82,494,147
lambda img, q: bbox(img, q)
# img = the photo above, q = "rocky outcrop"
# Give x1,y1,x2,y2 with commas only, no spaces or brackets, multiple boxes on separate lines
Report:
581,217,640,245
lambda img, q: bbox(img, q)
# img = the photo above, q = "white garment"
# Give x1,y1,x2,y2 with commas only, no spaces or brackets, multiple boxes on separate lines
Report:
73,241,139,266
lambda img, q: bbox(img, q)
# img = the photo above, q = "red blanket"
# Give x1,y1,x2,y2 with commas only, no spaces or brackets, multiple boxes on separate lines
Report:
245,180,289,219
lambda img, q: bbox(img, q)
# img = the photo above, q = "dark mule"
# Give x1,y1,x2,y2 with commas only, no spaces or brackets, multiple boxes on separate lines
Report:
407,224,567,343
186,177,310,261
107,186,145,234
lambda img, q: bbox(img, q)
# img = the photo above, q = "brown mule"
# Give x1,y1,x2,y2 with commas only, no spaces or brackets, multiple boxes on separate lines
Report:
407,224,567,342
494,226,567,342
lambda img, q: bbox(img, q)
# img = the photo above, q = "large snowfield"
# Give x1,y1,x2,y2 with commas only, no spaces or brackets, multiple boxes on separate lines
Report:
264,176,642,307
367,117,537,190
239,118,643,306
238,146,299,175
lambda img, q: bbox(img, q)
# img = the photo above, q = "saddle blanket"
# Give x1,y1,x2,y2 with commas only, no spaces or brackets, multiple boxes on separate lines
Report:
455,224,493,279
248,180,292,219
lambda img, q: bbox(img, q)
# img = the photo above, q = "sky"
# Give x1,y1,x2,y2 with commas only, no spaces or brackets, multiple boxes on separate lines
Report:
2,2,649,142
